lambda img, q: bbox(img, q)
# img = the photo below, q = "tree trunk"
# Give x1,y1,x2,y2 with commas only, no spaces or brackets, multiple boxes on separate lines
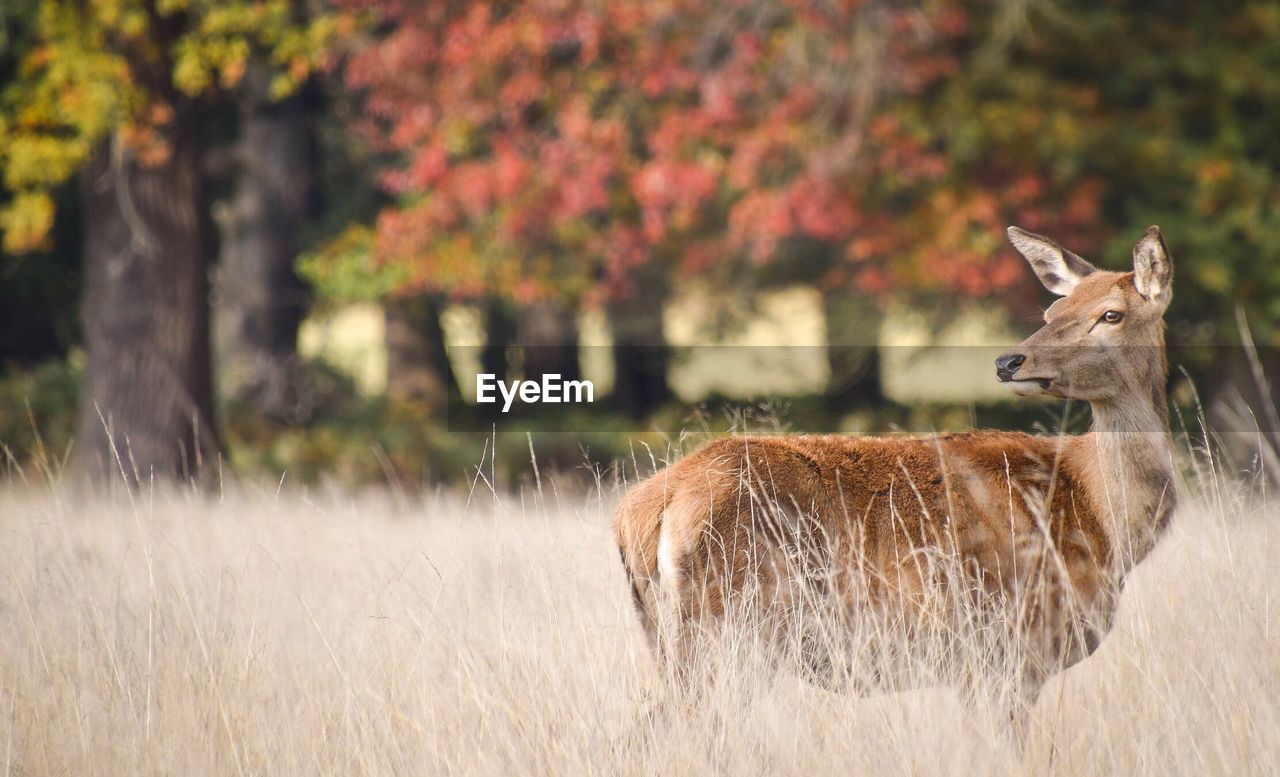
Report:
607,265,671,418
213,59,315,423
73,128,220,484
823,290,884,408
517,301,580,383
481,297,516,385
384,295,454,410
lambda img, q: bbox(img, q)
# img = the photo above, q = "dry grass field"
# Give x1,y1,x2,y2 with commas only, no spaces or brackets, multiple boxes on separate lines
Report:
2,458,1278,776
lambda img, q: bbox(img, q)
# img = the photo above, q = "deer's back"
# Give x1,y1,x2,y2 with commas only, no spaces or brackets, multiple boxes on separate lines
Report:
615,432,1115,630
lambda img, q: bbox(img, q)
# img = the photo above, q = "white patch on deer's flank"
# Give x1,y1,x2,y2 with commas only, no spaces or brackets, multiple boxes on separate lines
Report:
657,512,678,587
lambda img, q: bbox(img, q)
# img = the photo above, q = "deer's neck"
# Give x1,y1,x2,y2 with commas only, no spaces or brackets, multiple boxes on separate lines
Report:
1076,381,1177,572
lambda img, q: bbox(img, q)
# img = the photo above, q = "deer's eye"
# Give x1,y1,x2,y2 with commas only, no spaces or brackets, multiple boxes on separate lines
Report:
1100,310,1124,324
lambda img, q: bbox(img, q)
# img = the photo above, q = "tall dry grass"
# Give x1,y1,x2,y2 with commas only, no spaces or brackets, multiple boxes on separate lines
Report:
1,452,1277,775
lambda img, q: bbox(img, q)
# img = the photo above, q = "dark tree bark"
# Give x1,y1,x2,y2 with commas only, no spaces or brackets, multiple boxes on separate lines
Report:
73,127,220,484
213,59,315,423
384,294,455,410
823,290,884,408
517,301,581,383
607,265,671,418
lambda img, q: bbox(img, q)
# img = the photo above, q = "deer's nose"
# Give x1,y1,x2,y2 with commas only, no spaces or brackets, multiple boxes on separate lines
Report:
995,352,1026,381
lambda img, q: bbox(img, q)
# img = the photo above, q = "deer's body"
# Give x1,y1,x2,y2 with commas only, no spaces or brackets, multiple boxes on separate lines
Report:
614,226,1179,721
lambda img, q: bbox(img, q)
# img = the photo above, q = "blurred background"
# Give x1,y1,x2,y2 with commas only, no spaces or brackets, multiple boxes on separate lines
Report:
1,0,1278,488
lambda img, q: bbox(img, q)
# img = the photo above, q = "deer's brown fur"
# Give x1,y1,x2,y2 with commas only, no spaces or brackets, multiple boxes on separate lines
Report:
614,225,1179,721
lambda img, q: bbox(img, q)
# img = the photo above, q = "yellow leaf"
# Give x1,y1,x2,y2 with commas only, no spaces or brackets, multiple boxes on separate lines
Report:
0,191,56,254
173,45,211,95
268,73,296,101
156,0,190,15
3,136,84,189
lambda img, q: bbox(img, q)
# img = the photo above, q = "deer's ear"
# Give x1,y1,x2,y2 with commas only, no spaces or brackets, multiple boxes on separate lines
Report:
1007,226,1097,296
1132,225,1173,310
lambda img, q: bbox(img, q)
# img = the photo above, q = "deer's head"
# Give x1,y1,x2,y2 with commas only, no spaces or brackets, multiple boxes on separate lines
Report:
996,225,1173,403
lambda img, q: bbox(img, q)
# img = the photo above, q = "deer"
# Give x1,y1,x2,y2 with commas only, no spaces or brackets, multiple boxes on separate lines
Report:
613,225,1178,736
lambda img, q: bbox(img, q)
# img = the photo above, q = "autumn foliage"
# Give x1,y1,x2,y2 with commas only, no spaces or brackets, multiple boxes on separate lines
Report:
0,0,335,253
326,0,1107,310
